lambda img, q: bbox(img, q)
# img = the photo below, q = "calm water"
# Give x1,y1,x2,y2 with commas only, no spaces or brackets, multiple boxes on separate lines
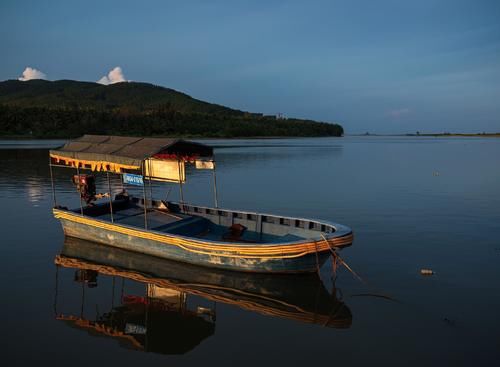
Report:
1,137,499,366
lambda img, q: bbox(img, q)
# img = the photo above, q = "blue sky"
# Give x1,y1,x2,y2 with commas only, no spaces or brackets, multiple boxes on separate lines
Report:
1,0,499,133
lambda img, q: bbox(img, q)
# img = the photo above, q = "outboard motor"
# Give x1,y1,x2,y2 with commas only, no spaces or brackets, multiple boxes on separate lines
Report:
72,174,96,205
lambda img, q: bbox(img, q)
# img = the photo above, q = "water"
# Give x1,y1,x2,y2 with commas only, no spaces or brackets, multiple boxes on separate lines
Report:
1,137,499,366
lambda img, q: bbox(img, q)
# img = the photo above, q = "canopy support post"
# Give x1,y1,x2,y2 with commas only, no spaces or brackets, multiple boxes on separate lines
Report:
111,276,116,309
53,265,59,317
49,157,57,208
212,160,219,208
148,159,154,207
141,162,148,229
80,280,85,318
107,171,114,223
76,166,83,215
178,159,185,210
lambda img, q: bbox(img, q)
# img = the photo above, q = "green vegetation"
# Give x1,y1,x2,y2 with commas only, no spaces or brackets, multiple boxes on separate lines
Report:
0,79,343,138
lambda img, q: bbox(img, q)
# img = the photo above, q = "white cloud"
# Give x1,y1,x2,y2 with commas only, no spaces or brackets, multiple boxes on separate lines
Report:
97,66,128,85
18,67,47,81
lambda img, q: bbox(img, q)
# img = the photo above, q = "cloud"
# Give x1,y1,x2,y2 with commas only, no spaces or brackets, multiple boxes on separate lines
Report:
97,66,128,85
387,108,411,118
18,67,47,81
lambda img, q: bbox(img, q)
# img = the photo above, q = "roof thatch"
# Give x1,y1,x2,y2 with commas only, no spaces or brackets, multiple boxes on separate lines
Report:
49,135,213,169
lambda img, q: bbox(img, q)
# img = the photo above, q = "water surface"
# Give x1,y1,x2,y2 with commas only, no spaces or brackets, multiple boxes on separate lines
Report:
1,137,499,366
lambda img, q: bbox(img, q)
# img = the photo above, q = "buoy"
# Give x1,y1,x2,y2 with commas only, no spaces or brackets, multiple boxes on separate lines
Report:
420,269,434,275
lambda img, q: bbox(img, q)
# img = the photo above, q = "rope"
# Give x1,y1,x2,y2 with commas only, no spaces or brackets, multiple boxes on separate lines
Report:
320,234,365,284
314,241,320,274
319,235,399,302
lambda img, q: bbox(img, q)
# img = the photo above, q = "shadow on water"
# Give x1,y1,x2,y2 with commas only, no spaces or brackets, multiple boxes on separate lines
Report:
54,237,352,355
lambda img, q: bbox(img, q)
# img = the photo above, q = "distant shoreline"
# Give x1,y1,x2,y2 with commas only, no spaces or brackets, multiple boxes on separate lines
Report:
349,133,500,138
0,135,344,140
2,133,500,140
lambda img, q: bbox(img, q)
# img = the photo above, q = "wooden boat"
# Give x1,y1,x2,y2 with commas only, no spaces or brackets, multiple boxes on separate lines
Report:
50,135,353,273
55,236,352,334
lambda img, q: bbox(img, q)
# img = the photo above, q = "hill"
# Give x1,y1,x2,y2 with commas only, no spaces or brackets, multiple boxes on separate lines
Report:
0,79,344,138
0,79,244,115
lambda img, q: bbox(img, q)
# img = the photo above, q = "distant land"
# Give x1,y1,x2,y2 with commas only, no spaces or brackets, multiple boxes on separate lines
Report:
0,79,343,138
403,132,500,137
354,132,500,137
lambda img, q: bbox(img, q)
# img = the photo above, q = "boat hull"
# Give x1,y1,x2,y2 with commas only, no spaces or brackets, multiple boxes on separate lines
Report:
57,215,333,273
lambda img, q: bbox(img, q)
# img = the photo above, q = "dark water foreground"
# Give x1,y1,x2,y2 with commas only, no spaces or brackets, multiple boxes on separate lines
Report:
1,137,499,366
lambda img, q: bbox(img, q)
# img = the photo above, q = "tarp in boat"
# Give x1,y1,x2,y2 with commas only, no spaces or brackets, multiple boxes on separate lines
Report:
49,135,213,173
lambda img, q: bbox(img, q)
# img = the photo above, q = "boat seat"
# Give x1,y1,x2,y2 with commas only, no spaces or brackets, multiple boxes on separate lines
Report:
153,216,209,236
76,198,130,217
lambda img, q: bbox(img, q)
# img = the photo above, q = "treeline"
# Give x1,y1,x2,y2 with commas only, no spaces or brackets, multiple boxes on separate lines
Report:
0,79,344,138
0,104,344,138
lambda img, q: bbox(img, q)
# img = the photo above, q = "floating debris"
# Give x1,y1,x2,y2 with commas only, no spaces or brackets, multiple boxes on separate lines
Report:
420,269,435,276
350,293,399,302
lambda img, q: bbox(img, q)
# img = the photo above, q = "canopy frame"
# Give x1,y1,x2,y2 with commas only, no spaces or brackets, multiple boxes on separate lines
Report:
49,135,219,229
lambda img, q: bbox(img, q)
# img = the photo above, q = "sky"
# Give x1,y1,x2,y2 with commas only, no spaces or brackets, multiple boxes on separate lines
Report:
1,0,499,134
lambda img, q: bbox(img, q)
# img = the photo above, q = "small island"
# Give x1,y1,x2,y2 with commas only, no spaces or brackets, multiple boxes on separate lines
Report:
0,79,344,138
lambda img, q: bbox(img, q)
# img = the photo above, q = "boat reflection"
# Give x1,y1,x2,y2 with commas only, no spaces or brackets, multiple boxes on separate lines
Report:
54,237,352,355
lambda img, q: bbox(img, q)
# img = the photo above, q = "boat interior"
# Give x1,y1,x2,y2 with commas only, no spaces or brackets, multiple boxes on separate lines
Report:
67,194,338,244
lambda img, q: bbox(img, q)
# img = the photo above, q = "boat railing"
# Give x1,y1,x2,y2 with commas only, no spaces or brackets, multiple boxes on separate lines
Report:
130,196,336,237
179,202,336,237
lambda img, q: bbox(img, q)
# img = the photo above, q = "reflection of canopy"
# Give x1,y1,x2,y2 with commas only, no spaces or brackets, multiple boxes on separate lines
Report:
49,135,213,173
57,308,215,355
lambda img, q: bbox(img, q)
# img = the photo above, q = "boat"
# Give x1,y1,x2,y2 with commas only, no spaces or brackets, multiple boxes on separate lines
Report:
49,135,353,273
53,237,352,353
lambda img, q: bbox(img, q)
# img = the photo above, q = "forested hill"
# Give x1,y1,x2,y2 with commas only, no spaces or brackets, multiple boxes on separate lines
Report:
0,79,242,114
0,79,344,138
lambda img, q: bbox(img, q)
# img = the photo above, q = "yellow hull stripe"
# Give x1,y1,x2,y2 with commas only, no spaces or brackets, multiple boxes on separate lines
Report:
54,209,353,259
